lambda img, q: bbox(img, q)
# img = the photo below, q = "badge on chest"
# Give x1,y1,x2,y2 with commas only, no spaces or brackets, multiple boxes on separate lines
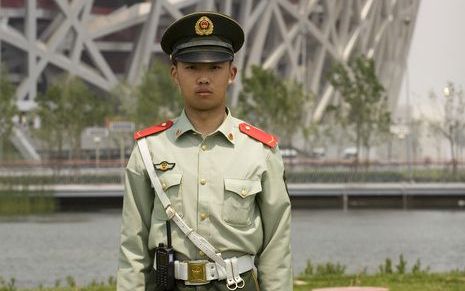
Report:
154,161,176,171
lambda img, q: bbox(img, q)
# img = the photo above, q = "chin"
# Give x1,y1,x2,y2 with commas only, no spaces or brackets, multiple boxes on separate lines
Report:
189,103,223,112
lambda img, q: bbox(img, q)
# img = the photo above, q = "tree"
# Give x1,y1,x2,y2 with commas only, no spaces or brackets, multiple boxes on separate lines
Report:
34,84,66,159
409,119,424,163
427,82,465,174
35,74,111,159
132,60,182,127
108,61,181,164
327,55,391,166
312,109,352,160
237,65,313,147
111,80,136,121
0,64,19,160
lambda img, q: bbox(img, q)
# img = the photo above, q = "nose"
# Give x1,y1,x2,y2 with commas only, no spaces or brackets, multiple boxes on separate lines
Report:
197,76,210,85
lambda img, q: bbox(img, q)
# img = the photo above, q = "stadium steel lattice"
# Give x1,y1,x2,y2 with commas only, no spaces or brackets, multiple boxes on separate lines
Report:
0,0,420,159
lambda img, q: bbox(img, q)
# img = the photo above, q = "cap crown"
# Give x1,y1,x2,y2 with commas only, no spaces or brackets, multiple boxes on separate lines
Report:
161,12,244,63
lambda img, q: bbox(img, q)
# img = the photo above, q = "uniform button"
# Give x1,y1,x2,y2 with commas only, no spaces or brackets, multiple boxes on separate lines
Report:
200,213,208,221
200,178,206,185
201,144,207,151
161,122,167,127
245,125,251,130
162,183,167,190
199,251,206,257
241,189,247,197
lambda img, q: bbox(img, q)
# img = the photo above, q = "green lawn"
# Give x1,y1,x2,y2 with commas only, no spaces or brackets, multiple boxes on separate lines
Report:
3,256,465,291
2,273,465,291
294,272,465,291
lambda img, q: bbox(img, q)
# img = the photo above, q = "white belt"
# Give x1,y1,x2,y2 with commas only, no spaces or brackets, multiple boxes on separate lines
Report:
174,255,254,287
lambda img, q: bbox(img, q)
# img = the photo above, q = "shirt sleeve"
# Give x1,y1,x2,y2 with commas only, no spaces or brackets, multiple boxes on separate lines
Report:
117,145,156,291
256,147,293,291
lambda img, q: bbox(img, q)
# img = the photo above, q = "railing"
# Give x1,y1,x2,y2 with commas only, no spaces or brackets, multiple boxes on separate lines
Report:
0,159,464,185
1,158,463,168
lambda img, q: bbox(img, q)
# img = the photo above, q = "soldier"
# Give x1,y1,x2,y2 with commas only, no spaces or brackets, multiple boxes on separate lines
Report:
117,11,292,291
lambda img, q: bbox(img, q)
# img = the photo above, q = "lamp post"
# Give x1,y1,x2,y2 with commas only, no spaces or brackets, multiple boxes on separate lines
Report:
443,86,451,97
93,136,101,168
402,16,413,182
390,123,412,180
109,121,135,181
443,83,460,173
87,127,108,169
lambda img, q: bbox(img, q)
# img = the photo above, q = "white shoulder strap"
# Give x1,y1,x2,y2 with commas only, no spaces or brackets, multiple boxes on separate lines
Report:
136,138,228,269
137,138,172,208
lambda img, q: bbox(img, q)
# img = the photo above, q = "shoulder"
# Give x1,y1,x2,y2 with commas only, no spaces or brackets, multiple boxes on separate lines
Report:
238,122,278,149
133,120,173,140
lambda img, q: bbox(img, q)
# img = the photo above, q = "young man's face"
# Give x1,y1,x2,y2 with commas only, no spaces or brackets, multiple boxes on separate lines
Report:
171,61,237,113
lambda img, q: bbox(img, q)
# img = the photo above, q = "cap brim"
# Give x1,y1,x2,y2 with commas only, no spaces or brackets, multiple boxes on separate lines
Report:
174,48,233,63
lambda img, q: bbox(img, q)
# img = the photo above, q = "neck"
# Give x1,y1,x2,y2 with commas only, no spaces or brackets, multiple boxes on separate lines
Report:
184,106,227,137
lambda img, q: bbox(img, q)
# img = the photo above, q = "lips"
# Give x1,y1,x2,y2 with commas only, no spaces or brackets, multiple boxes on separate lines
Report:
195,88,213,95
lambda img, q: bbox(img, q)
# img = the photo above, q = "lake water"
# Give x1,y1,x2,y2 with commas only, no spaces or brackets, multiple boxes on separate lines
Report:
1,210,465,287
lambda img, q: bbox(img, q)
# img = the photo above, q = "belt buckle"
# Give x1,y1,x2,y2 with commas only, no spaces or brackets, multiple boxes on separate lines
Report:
187,261,207,284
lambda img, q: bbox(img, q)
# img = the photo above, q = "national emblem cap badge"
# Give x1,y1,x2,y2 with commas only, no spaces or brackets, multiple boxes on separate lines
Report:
195,16,214,36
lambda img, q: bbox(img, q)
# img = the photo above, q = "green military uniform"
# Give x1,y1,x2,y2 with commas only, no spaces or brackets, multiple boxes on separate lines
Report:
117,11,292,291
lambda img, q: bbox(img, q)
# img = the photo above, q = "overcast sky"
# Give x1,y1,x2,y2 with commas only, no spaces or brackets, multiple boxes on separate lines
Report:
398,0,465,116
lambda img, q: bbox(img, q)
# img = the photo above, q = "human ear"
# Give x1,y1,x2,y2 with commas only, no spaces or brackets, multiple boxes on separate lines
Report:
171,64,179,86
228,64,238,84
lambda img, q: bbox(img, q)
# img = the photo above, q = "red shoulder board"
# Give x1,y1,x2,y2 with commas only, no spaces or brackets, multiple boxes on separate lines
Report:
239,122,278,148
133,120,173,140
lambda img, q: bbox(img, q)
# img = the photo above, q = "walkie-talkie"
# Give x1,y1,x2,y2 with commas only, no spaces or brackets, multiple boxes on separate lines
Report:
155,221,175,290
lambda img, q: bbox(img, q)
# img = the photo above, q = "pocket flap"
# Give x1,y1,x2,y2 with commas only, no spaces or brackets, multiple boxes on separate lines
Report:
224,178,262,198
159,173,182,190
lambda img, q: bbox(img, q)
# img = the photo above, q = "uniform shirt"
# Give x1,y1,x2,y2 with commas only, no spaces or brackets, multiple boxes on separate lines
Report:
117,109,292,291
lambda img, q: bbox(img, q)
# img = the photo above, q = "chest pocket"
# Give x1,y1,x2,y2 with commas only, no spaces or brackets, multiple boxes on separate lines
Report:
223,178,262,226
153,173,183,220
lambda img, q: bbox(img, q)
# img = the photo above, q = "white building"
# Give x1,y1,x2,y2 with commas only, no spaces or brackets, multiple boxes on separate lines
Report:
0,0,420,159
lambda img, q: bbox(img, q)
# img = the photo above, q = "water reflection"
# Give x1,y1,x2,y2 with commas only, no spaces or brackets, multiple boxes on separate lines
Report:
1,210,464,287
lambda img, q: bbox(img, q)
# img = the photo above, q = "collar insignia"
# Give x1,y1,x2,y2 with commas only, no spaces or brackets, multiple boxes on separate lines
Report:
154,161,176,171
195,16,214,36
